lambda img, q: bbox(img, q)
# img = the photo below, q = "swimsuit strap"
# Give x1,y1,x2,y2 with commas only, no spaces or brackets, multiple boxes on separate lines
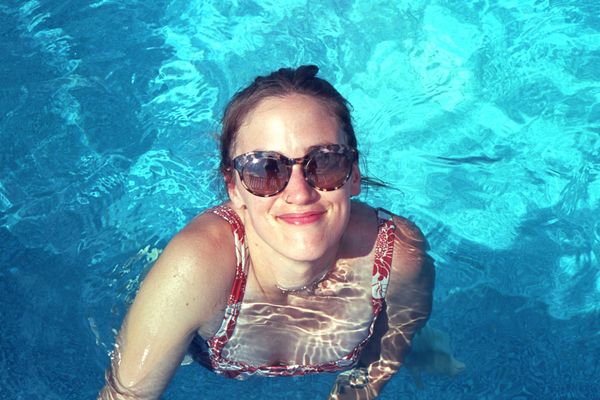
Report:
206,205,249,364
371,208,396,314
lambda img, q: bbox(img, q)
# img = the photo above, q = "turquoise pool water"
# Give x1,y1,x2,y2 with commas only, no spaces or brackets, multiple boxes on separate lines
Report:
1,0,599,398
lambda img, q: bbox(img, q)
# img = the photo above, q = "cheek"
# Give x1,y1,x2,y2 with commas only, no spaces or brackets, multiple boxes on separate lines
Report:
238,192,276,222
327,190,353,223
227,175,261,210
350,165,361,196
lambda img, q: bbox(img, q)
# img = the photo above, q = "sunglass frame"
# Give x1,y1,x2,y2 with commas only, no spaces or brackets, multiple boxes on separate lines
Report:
231,144,358,197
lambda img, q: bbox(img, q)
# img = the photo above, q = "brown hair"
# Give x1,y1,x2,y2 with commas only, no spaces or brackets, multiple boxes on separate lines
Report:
219,65,358,180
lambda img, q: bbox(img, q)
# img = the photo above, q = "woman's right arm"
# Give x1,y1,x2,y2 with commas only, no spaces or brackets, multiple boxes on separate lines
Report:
98,213,235,399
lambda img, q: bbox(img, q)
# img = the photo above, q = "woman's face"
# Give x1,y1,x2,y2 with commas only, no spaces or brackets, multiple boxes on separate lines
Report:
228,94,361,263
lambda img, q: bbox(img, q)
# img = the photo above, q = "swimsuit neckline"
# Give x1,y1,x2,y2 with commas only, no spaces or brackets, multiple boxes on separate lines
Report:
204,204,396,379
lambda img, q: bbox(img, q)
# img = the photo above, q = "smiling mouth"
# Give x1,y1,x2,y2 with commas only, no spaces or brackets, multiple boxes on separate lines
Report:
277,211,325,225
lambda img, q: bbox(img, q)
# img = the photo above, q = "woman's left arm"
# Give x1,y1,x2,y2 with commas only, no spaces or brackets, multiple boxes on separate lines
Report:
330,216,435,399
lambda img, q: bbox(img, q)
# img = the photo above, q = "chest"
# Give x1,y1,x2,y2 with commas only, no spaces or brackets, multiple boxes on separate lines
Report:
222,268,375,366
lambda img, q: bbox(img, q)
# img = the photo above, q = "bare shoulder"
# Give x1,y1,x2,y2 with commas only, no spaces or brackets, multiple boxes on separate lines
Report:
389,213,434,283
349,201,428,254
392,215,428,251
137,206,237,329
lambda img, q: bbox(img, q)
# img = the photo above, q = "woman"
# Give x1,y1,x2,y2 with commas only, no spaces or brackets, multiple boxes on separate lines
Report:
99,65,435,399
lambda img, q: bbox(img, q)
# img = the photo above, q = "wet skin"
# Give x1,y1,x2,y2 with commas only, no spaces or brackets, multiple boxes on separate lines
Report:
99,94,434,400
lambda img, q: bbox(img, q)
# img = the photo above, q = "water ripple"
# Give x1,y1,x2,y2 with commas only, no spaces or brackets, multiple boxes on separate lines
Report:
429,155,503,166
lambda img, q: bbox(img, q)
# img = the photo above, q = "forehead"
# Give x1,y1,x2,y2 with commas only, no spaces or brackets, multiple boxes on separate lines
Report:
233,94,345,156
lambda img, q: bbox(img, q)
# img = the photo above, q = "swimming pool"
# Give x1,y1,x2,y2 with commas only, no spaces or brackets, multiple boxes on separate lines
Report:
1,0,599,398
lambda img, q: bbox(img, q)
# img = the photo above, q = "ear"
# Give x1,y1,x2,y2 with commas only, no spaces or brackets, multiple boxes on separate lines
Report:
350,163,361,196
225,174,247,209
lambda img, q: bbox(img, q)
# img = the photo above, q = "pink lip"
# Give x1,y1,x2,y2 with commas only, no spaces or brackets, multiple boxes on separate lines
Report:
277,211,325,225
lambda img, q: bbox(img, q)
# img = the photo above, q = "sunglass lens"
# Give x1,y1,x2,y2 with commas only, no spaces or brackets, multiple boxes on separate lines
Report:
306,151,352,190
242,157,288,196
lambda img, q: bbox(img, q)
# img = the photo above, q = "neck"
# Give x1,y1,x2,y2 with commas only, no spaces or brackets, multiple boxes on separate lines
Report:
243,223,340,294
252,243,338,292
273,259,333,292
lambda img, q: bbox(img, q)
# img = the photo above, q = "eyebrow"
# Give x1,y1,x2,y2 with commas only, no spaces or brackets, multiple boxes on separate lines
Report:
250,142,341,154
306,142,339,151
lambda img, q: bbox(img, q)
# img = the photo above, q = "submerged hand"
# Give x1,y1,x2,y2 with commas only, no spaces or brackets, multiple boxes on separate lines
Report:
404,325,466,388
328,368,377,400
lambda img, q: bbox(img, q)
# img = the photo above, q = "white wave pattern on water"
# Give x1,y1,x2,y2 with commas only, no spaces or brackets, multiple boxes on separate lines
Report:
361,3,599,255
106,149,220,246
144,58,220,137
1,0,90,256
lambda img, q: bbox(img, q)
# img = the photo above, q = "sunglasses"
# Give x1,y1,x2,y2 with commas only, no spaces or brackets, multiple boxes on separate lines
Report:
231,144,358,197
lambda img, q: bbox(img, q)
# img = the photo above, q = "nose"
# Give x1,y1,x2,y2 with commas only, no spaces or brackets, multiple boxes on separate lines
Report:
281,164,317,204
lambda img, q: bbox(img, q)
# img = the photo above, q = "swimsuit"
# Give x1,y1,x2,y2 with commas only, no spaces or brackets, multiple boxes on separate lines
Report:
192,204,396,379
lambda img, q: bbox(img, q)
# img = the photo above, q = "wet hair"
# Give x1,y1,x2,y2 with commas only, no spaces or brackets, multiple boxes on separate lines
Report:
219,65,357,180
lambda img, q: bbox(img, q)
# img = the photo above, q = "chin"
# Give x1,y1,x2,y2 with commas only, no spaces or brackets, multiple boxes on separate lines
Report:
278,238,333,262
283,251,328,263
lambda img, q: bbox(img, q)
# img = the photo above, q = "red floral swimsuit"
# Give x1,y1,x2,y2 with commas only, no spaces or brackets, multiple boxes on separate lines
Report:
193,204,396,379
